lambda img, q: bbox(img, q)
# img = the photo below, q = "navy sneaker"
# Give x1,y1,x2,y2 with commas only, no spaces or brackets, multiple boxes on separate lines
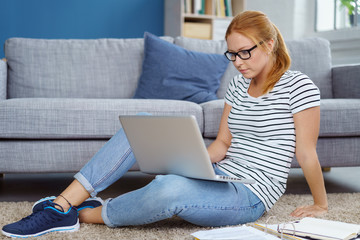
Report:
2,202,79,238
32,196,104,213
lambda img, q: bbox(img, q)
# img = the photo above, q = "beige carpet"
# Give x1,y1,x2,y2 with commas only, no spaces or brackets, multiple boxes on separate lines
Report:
1,193,359,239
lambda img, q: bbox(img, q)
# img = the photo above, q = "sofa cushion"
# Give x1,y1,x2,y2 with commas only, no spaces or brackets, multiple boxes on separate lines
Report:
332,64,360,98
0,98,203,139
4,37,171,99
133,33,229,104
319,99,360,137
174,37,238,99
201,99,224,138
286,37,332,99
202,99,360,138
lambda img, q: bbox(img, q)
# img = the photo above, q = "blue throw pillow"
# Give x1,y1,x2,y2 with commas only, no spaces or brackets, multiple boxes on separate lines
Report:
133,32,229,104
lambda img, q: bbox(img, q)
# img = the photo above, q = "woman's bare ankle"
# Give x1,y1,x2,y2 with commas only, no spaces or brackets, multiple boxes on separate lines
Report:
53,195,72,212
53,179,91,212
79,206,104,224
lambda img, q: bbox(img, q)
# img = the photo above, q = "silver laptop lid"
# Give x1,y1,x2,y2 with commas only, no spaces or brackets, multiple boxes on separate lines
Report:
119,115,217,180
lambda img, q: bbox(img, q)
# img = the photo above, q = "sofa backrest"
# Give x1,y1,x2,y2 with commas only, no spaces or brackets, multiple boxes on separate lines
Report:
5,36,333,100
286,37,332,98
5,37,170,99
176,36,333,99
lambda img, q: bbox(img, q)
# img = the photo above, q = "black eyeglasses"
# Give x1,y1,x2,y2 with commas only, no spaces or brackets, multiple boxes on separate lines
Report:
224,42,262,61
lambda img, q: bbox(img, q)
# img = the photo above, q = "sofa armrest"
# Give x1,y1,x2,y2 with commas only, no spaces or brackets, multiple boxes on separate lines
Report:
332,64,360,98
0,59,7,100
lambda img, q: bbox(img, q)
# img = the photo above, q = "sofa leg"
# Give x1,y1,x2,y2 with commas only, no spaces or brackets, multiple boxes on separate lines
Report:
322,167,331,172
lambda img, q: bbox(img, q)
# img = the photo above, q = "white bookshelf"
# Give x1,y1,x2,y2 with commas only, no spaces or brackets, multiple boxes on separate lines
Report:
165,0,246,40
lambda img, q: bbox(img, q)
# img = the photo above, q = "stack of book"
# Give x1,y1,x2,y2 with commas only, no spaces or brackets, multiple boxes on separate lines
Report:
184,0,233,17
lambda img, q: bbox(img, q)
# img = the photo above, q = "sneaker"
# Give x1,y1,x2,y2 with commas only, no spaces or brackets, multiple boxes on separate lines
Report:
2,202,79,238
32,196,104,213
76,197,104,211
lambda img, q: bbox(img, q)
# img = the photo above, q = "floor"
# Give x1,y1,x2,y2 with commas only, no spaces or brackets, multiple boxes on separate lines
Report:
0,167,359,202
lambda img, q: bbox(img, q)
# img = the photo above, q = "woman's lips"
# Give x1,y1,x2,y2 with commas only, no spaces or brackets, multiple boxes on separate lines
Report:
239,69,248,74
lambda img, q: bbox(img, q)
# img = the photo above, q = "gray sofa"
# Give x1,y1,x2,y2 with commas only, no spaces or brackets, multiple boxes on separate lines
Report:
1,36,360,174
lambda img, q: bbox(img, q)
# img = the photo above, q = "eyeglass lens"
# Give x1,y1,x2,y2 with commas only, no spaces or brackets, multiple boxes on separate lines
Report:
225,50,251,61
224,44,259,61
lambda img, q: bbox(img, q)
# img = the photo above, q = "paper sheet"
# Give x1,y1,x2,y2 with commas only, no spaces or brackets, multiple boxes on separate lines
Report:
191,225,279,240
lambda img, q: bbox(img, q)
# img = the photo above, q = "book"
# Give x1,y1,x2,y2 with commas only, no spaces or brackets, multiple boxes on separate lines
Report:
277,218,360,240
184,0,192,14
215,0,225,17
191,225,301,240
194,0,202,15
224,0,233,17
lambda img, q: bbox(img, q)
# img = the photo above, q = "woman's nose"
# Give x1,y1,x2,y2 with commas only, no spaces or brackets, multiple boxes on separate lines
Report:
233,56,244,68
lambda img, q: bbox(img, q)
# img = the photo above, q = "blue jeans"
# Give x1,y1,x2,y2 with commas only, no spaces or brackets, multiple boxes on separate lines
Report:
74,128,265,227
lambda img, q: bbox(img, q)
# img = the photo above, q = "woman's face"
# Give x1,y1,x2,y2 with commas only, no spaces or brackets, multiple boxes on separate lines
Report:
226,32,273,80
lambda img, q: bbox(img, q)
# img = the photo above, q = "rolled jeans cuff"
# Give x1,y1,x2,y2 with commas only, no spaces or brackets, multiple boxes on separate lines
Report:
101,198,116,227
74,172,97,198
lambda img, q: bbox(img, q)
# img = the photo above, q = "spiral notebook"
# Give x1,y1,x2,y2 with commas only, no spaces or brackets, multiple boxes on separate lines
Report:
277,217,360,240
191,225,300,240
191,218,360,240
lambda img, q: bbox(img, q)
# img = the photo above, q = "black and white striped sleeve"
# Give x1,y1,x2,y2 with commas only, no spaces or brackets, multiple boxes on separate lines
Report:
289,74,320,115
224,75,239,106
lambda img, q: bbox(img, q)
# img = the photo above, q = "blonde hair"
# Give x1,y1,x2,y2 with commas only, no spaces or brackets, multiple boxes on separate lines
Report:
225,11,291,94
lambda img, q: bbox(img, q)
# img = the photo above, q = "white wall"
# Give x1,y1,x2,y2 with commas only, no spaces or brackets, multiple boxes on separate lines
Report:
245,0,295,40
244,0,360,65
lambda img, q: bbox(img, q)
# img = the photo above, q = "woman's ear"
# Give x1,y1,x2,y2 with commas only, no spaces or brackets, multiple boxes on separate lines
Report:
267,39,275,53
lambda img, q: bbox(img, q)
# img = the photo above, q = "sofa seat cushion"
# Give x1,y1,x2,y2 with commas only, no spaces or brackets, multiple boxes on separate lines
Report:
0,98,203,139
202,99,360,138
320,99,360,137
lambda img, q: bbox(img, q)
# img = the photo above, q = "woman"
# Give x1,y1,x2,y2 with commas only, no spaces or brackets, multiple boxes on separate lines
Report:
2,11,328,238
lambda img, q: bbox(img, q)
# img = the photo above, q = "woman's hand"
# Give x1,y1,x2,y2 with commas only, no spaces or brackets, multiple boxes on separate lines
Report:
290,204,328,218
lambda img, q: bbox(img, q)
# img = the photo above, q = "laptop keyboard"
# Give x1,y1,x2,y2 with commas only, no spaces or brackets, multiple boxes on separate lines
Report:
218,175,241,181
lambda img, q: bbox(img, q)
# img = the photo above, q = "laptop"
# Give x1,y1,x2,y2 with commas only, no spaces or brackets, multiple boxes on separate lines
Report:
119,115,255,184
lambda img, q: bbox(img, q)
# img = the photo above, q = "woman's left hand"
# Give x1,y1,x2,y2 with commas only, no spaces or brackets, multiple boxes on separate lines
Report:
290,204,328,218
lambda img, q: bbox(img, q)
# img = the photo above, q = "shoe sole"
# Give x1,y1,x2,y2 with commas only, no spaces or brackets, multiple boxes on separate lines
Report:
1,219,80,238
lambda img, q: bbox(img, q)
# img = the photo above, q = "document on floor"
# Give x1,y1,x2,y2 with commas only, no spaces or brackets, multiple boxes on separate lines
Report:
277,217,360,240
191,225,282,240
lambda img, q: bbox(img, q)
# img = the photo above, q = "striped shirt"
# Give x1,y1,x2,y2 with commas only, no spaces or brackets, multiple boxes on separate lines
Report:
217,70,320,211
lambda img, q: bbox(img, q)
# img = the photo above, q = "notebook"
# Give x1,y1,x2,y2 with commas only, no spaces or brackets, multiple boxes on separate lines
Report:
119,115,255,184
277,217,360,240
192,224,301,240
